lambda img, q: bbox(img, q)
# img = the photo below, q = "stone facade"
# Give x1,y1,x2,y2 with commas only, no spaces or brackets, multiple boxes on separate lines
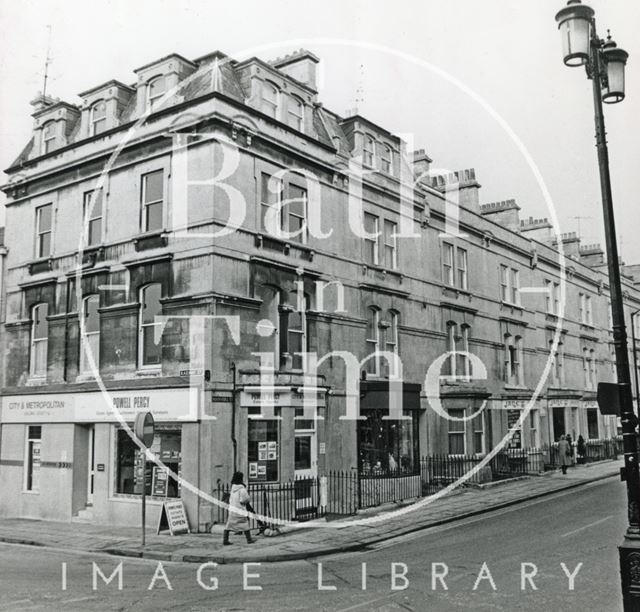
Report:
0,48,639,530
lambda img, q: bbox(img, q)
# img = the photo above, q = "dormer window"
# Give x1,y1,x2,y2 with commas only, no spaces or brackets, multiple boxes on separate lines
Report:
261,81,279,119
287,95,304,131
381,145,393,175
91,101,107,135
147,76,166,111
363,135,375,167
42,121,57,154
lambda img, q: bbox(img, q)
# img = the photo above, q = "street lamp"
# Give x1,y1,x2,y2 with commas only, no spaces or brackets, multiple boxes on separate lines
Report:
554,1,639,609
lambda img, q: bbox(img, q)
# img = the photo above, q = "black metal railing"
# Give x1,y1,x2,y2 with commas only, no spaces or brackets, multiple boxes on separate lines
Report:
211,439,622,526
544,436,622,468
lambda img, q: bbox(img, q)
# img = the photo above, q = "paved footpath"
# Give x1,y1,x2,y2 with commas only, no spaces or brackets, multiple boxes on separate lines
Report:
0,460,621,564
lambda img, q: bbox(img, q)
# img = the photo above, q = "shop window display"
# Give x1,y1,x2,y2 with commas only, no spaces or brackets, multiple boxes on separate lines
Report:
116,425,181,497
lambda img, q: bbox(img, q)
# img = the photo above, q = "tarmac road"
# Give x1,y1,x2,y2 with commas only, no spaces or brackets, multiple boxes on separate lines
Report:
0,477,626,611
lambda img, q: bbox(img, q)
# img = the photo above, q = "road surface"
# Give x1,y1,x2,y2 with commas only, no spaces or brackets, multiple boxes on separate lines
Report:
0,477,625,611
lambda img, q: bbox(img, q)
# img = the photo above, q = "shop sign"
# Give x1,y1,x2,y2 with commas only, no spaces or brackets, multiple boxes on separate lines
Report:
152,467,169,497
549,400,570,408
240,387,326,408
507,409,522,449
583,400,598,409
157,499,190,535
1,388,198,423
503,399,527,411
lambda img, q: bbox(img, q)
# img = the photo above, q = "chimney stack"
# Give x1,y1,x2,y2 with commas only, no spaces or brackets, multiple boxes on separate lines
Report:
272,49,320,90
480,199,521,231
428,168,481,213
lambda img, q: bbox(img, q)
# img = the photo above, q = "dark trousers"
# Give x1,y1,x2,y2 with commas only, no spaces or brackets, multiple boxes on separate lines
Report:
223,529,253,544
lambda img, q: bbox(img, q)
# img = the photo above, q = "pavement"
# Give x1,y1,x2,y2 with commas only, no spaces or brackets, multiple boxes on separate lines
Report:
0,460,622,565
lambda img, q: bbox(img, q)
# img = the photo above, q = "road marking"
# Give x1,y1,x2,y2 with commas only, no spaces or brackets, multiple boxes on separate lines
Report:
561,515,613,538
336,590,402,612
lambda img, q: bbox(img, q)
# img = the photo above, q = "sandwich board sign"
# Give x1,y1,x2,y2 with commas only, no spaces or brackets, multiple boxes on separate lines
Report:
157,499,190,535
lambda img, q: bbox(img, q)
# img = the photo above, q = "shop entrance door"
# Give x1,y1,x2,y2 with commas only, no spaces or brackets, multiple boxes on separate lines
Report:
294,431,317,518
87,426,95,505
552,407,566,441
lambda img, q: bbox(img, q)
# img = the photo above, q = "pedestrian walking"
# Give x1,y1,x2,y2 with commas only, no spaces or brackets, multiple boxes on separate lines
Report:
558,435,572,475
223,471,256,545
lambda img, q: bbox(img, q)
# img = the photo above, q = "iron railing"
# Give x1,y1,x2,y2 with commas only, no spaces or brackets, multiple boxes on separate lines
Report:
211,438,621,526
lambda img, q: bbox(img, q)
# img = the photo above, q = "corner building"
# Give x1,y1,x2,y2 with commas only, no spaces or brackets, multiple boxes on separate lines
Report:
1,49,638,530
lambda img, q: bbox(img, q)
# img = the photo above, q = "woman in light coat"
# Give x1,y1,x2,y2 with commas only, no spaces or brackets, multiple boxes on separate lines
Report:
557,435,572,475
223,472,255,545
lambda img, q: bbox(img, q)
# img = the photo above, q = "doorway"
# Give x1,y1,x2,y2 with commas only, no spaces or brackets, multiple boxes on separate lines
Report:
552,407,566,441
87,426,95,506
294,408,318,518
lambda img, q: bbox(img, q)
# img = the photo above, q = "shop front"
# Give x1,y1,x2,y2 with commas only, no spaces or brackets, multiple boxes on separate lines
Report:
356,381,423,506
233,378,328,521
0,386,199,529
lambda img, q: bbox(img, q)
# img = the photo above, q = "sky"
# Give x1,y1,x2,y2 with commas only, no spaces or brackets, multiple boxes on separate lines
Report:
0,0,638,264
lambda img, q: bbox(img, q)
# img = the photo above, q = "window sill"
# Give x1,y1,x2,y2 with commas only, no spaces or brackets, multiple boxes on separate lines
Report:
22,490,40,495
75,373,99,383
28,258,54,275
134,230,168,252
254,234,315,261
25,377,47,386
504,384,528,391
361,263,402,280
135,368,162,378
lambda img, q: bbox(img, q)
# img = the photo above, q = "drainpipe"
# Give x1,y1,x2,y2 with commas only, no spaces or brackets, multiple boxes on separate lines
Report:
631,309,640,418
230,362,238,473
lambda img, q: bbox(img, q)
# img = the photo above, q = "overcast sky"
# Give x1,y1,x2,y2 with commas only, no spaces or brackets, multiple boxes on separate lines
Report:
1,0,638,264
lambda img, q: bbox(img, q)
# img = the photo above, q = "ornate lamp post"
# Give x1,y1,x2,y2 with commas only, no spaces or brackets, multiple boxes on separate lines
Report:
554,1,638,609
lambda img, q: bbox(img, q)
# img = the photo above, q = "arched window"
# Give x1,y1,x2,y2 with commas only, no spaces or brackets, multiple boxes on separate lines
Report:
365,306,381,376
363,135,375,167
284,290,308,371
42,121,57,154
514,335,524,386
147,76,166,111
287,95,304,131
380,144,393,174
139,284,162,367
261,81,279,119
30,303,49,377
385,310,399,377
91,100,107,135
504,333,515,384
444,321,457,378
80,295,100,374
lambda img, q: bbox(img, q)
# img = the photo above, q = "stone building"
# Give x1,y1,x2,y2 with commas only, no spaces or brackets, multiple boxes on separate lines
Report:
0,48,638,530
